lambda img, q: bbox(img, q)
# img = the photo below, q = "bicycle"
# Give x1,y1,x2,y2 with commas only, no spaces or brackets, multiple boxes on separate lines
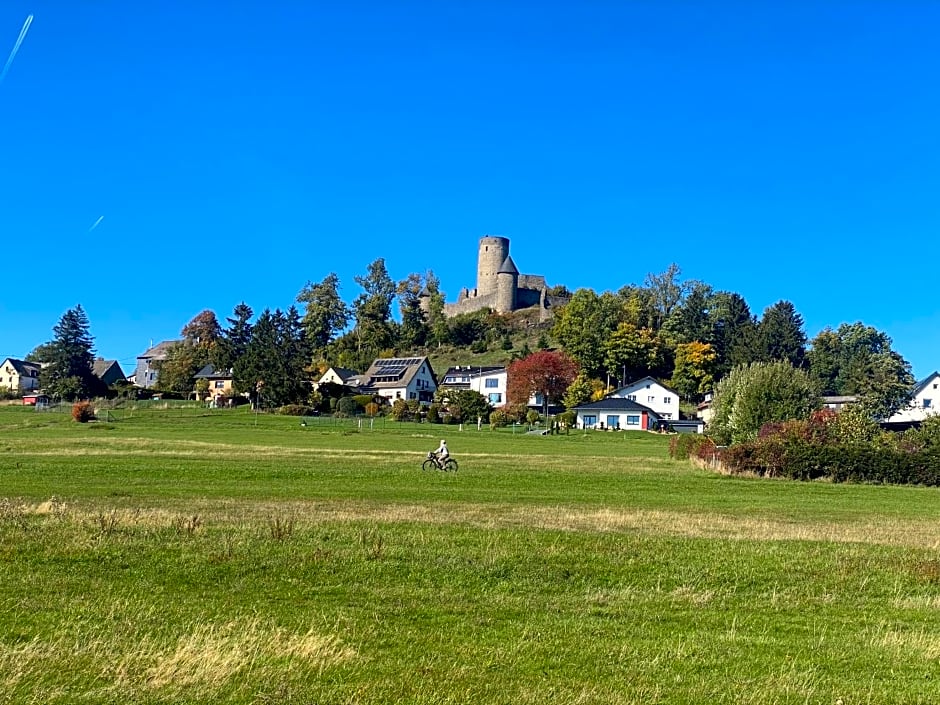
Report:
422,452,458,472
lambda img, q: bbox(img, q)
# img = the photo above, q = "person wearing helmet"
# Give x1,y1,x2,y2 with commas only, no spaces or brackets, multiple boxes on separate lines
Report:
433,439,449,468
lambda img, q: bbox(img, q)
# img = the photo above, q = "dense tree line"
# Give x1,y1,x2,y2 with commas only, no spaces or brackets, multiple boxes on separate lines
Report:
548,265,913,419
33,259,916,422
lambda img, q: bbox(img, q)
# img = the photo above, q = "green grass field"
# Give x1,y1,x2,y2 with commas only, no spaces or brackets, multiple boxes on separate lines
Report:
2,404,940,704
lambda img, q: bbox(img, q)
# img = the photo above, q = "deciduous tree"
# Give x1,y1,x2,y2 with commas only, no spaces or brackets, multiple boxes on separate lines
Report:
353,258,397,354
670,341,717,402
296,273,349,353
507,351,579,416
551,289,621,378
709,361,820,445
808,322,915,419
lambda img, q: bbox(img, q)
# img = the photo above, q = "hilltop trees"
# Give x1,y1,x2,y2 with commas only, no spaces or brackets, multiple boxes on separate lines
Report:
40,304,105,401
752,300,807,368
296,273,349,355
353,258,397,353
213,303,253,372
807,322,914,419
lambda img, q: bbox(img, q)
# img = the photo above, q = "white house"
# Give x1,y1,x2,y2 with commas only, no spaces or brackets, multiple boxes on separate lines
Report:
608,377,680,420
359,356,437,405
571,397,659,431
470,368,507,407
885,371,940,424
0,358,41,393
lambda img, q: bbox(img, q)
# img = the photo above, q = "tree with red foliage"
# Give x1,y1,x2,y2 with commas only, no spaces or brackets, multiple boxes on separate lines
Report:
507,351,579,417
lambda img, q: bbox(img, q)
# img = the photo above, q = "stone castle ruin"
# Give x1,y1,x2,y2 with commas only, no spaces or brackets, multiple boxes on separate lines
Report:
441,236,564,322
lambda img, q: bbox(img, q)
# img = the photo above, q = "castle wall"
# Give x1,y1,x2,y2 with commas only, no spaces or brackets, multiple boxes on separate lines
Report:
443,291,501,317
517,274,547,290
515,287,542,310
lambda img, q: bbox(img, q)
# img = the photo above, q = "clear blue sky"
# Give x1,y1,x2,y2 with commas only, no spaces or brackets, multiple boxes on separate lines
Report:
1,1,938,380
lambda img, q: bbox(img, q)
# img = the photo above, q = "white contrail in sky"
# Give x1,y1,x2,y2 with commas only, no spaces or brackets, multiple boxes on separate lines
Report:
88,216,104,232
0,14,33,84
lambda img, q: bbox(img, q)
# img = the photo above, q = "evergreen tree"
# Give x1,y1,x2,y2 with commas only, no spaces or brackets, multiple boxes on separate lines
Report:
753,300,807,367
234,308,310,406
40,305,103,400
214,302,253,372
661,282,714,344
707,292,756,379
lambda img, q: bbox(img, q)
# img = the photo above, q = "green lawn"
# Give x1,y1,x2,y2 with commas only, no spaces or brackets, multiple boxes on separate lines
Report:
2,404,939,704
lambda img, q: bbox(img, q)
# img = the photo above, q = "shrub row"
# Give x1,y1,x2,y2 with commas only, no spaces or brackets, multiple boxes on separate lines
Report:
720,441,940,486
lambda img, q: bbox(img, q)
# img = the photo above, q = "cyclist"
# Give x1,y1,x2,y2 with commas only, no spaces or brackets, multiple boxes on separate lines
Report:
432,439,449,469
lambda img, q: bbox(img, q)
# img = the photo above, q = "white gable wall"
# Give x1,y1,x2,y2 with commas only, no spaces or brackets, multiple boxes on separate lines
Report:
470,369,507,407
609,379,679,420
887,372,940,423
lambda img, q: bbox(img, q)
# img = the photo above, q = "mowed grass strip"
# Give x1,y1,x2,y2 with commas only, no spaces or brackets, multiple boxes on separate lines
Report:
2,405,940,703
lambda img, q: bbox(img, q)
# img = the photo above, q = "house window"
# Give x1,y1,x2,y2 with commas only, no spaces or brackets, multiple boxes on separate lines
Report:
214,381,225,388
485,378,498,388
664,397,672,404
648,396,655,402
488,393,502,403
924,399,932,409
626,415,640,426
628,394,636,401
409,392,416,399
582,415,597,428
606,415,619,429
660,413,672,419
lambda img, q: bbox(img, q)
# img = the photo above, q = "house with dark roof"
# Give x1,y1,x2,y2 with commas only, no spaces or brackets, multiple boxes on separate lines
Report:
0,358,41,393
358,357,437,404
571,397,661,431
135,340,180,388
194,364,236,402
316,366,361,389
92,358,126,386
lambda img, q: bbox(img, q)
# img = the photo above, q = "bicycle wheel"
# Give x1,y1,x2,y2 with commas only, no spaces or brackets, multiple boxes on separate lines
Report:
421,459,438,471
443,458,458,472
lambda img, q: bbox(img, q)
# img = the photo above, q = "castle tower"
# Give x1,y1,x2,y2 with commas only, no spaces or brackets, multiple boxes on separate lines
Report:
495,255,518,313
476,236,510,299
